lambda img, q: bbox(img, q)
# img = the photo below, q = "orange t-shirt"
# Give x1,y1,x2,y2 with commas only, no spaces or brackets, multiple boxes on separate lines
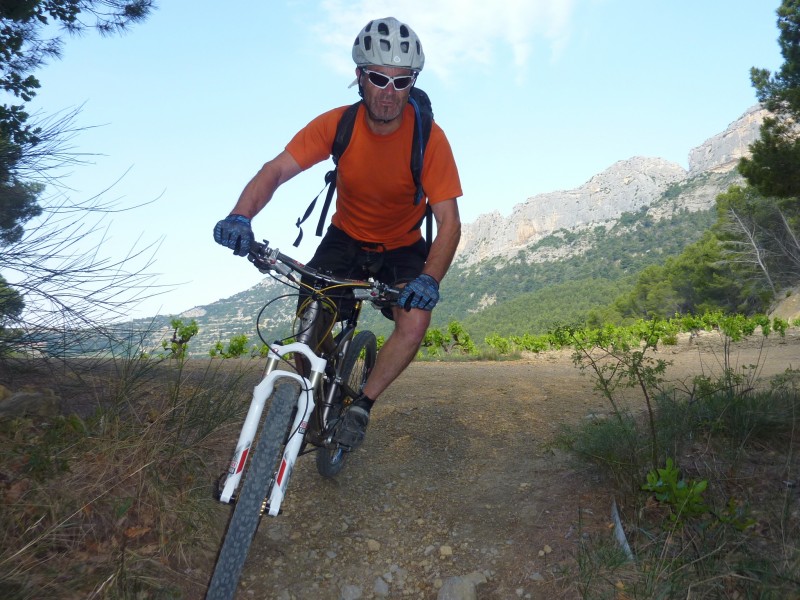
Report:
286,103,462,250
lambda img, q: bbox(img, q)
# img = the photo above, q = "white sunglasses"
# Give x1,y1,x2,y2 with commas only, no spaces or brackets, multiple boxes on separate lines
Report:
360,68,417,90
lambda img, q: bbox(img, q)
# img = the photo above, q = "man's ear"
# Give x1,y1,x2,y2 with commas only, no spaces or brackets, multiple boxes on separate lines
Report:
349,68,363,91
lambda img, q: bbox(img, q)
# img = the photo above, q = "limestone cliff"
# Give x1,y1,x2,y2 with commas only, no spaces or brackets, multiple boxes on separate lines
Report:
455,106,767,267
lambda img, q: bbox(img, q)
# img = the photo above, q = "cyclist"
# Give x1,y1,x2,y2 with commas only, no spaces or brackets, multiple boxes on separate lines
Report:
213,16,462,451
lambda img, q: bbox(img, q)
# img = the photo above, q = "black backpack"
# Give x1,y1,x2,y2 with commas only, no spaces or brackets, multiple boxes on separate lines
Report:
293,87,434,250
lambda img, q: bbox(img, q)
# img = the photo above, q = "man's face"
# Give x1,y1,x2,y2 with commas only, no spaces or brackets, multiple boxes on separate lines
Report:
358,65,416,124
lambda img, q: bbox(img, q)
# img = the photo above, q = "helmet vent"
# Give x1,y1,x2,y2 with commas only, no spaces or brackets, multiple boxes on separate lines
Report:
399,25,409,38
363,36,372,51
400,41,409,53
380,39,390,51
378,22,389,35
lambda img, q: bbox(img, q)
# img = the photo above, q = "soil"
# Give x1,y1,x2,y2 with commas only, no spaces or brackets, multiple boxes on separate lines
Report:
196,330,800,600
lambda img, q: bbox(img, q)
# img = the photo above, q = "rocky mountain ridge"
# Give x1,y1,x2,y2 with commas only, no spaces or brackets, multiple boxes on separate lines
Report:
454,105,766,267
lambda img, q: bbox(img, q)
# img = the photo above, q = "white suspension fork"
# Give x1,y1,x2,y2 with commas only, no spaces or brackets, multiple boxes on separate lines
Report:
218,343,326,506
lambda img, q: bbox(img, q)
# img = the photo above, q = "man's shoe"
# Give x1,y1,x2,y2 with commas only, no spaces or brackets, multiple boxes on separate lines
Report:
334,405,370,450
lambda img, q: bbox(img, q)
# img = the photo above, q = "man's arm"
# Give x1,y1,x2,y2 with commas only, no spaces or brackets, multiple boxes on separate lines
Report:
422,198,461,283
229,150,303,218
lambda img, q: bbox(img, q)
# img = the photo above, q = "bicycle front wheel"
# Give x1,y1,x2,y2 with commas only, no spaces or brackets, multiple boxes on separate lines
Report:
315,330,376,478
206,377,301,600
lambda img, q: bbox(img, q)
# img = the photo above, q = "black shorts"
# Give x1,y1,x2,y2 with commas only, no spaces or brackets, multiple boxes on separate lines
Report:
300,225,427,320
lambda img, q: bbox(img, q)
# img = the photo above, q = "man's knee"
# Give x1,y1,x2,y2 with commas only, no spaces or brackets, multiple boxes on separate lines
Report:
392,308,431,345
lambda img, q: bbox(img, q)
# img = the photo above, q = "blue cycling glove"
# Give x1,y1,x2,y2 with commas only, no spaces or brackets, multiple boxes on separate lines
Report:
213,214,254,256
398,273,440,311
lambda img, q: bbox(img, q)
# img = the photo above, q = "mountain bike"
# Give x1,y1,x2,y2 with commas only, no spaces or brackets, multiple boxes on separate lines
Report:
205,239,397,600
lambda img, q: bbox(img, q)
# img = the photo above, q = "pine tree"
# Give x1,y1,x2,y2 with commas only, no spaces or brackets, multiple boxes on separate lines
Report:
739,0,800,199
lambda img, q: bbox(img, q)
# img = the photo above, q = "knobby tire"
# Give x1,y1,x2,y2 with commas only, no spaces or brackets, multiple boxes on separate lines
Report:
315,330,377,478
206,377,301,600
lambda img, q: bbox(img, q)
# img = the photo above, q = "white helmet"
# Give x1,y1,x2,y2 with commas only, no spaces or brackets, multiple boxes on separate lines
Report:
352,17,425,72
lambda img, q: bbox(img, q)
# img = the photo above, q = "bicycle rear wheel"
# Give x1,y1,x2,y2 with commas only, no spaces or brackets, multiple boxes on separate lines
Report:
315,330,377,478
206,377,301,600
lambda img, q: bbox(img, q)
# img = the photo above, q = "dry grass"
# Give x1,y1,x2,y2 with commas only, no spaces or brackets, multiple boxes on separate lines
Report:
0,357,261,599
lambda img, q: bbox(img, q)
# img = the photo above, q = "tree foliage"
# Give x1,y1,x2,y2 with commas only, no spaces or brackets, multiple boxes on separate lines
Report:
420,321,476,356
739,0,800,198
0,275,24,352
611,230,763,322
715,185,800,289
162,318,198,359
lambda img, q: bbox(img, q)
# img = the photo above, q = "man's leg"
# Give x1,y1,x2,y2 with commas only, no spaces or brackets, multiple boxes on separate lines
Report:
334,237,429,450
334,305,430,449
362,306,430,400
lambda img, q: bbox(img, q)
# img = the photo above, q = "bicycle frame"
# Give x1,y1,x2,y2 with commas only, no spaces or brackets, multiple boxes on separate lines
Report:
217,341,325,516
296,295,359,431
215,241,396,512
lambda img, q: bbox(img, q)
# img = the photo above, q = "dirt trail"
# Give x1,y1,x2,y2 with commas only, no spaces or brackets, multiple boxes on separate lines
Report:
202,331,800,599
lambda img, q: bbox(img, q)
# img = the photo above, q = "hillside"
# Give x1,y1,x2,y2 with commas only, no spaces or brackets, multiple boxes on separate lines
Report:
148,106,764,353
433,169,738,339
454,105,764,267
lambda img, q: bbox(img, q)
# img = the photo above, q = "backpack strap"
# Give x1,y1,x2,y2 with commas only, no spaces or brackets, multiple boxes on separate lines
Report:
408,88,434,254
292,170,336,247
408,88,433,207
316,102,361,238
293,102,361,247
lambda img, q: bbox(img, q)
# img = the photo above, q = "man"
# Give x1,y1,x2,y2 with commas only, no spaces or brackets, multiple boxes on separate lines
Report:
213,16,462,450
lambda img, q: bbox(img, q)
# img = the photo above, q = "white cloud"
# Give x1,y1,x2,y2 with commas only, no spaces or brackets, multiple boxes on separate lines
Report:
315,0,577,82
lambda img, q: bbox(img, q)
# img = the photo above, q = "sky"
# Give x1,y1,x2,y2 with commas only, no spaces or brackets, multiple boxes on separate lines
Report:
18,0,784,320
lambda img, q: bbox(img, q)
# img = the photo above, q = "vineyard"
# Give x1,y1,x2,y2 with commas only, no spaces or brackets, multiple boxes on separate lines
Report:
378,309,800,363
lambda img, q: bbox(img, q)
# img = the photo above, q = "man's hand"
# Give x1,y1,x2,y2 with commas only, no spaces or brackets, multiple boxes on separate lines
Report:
398,273,439,311
213,214,254,256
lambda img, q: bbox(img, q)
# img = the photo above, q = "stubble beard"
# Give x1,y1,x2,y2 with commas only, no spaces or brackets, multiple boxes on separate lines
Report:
364,92,406,124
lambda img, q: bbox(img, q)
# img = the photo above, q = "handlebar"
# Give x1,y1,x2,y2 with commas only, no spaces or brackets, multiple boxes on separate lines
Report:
247,240,400,306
